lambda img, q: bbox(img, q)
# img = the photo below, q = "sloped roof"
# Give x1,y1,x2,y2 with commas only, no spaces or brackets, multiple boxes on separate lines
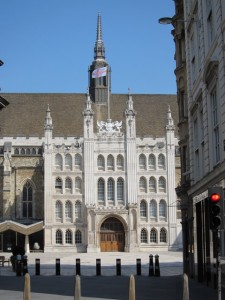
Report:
0,93,178,138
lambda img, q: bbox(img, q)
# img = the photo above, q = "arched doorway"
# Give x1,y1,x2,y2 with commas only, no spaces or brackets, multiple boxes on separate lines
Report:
100,217,125,252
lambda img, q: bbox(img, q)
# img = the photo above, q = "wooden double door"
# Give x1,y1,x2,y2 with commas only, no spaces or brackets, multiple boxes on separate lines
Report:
100,217,125,252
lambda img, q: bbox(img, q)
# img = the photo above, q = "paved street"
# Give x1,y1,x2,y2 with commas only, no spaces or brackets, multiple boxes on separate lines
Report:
0,251,223,299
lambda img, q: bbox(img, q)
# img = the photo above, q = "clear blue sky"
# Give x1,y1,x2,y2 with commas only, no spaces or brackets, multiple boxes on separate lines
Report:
0,0,176,94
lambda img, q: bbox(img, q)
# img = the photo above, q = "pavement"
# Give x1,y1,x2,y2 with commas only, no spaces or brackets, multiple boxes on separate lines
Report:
0,250,223,299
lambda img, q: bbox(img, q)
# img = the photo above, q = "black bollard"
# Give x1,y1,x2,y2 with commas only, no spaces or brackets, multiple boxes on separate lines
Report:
136,258,141,276
96,258,101,276
149,254,154,276
35,258,40,276
155,254,160,277
56,258,60,276
76,258,81,276
22,255,28,276
16,255,22,276
116,259,121,276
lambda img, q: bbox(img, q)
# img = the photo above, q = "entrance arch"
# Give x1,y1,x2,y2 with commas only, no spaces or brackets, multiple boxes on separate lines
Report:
100,217,125,252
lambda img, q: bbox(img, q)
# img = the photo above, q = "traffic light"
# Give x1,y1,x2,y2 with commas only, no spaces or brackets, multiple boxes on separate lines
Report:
208,187,223,230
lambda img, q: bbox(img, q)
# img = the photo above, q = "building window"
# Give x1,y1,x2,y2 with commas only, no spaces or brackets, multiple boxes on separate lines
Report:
107,178,115,202
160,228,167,243
139,177,147,193
116,155,124,170
55,154,63,171
65,201,72,220
107,155,114,171
159,200,166,219
149,177,156,193
139,154,146,170
65,154,72,170
75,177,82,194
97,155,105,170
75,230,82,244
65,177,72,194
56,230,63,244
211,88,220,164
75,201,82,220
55,177,63,194
22,181,33,218
117,178,124,203
148,154,156,170
140,228,148,243
75,154,82,170
55,201,62,221
140,200,147,218
150,228,157,243
98,178,105,202
150,200,157,219
158,177,166,193
158,154,165,169
65,229,72,244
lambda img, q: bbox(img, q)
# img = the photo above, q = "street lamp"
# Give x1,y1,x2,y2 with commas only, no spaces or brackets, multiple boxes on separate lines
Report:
158,17,174,25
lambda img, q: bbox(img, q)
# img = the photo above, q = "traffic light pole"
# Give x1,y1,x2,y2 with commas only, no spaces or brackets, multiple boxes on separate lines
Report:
217,230,221,300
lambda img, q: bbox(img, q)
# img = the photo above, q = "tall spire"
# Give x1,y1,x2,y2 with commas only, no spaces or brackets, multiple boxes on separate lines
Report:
94,13,105,60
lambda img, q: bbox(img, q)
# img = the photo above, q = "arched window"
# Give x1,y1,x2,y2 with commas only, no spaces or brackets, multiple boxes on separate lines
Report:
75,154,82,170
55,201,62,221
148,154,156,170
65,154,72,170
22,181,33,218
75,230,82,244
107,155,114,170
65,229,72,244
55,154,63,171
139,177,147,193
65,201,72,219
31,148,36,155
140,200,147,217
56,230,63,244
98,178,105,202
21,148,25,155
65,177,72,193
158,177,166,193
97,155,105,170
150,228,157,243
150,200,157,219
117,178,124,203
140,228,148,243
75,201,82,220
26,148,30,155
107,178,115,202
158,154,165,169
75,177,82,193
116,155,124,170
55,177,62,193
139,154,146,170
159,200,166,218
14,148,19,155
149,177,156,193
160,228,167,243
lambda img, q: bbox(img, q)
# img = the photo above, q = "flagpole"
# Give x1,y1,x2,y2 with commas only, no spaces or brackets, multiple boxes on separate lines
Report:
107,68,110,120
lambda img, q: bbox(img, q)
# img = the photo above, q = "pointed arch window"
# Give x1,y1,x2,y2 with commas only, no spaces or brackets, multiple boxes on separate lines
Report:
140,200,147,218
75,177,82,194
55,177,62,194
65,154,72,170
98,178,105,202
56,230,63,244
160,228,167,243
149,177,156,193
55,201,62,221
55,154,63,171
21,148,25,155
139,177,147,193
26,148,31,155
150,228,157,243
158,177,166,193
148,154,156,170
75,154,82,170
97,155,105,170
14,148,19,155
107,178,115,202
158,154,165,169
22,181,33,218
75,230,82,244
65,177,72,194
139,154,146,170
65,201,72,220
150,200,157,219
65,229,72,244
31,148,36,155
107,155,114,171
159,200,166,219
75,201,82,220
140,228,148,243
116,155,124,170
117,178,124,203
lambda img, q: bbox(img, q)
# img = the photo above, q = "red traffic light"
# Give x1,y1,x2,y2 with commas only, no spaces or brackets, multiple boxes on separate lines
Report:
210,193,221,202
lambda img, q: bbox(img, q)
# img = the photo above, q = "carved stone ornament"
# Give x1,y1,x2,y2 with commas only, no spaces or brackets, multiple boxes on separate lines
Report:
97,119,122,133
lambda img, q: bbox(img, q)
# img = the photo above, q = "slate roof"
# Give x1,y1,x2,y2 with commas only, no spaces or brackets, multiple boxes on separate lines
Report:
0,93,178,138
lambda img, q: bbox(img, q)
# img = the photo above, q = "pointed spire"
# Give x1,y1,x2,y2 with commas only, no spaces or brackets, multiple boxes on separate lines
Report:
44,104,53,130
94,13,105,60
166,105,175,130
125,88,136,117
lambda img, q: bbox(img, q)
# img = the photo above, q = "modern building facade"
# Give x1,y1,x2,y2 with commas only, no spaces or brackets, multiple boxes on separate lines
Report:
0,15,182,253
171,0,225,283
